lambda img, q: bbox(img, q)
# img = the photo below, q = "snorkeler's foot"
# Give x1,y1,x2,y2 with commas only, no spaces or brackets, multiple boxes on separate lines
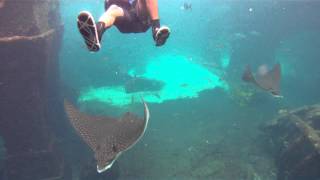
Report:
77,11,101,52
153,26,170,46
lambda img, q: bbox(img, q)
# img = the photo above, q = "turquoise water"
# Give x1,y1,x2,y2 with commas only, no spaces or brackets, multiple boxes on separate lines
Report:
58,0,320,179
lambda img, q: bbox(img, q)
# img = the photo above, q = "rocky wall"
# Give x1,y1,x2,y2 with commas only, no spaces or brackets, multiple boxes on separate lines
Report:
0,0,70,179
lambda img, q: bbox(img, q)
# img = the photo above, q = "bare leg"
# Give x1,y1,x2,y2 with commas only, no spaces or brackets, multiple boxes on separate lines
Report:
77,4,125,51
145,0,159,20
98,4,124,29
137,0,160,36
141,0,170,46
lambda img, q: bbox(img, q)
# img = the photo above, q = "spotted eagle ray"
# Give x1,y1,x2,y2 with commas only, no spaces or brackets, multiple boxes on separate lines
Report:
242,63,282,97
64,99,150,173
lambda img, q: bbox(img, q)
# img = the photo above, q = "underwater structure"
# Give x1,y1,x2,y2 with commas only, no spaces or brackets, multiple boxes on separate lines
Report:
0,0,70,179
264,104,320,180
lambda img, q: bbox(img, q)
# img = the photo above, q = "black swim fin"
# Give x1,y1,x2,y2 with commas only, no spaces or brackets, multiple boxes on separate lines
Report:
154,26,170,46
77,11,101,52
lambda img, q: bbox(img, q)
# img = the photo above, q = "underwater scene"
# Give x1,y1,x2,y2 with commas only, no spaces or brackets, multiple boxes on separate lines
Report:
1,0,320,179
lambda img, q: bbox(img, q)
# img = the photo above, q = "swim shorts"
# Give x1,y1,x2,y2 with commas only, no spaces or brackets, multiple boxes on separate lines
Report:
104,0,151,33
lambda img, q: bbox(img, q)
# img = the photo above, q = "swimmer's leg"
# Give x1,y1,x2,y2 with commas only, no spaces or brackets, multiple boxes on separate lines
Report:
97,4,124,39
77,11,101,52
77,4,125,52
141,0,170,46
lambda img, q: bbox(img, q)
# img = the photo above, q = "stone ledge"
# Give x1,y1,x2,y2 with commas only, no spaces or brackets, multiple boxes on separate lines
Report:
0,28,55,43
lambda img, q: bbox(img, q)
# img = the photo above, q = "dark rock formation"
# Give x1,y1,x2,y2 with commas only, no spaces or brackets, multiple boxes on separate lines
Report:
264,104,320,180
0,0,70,179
